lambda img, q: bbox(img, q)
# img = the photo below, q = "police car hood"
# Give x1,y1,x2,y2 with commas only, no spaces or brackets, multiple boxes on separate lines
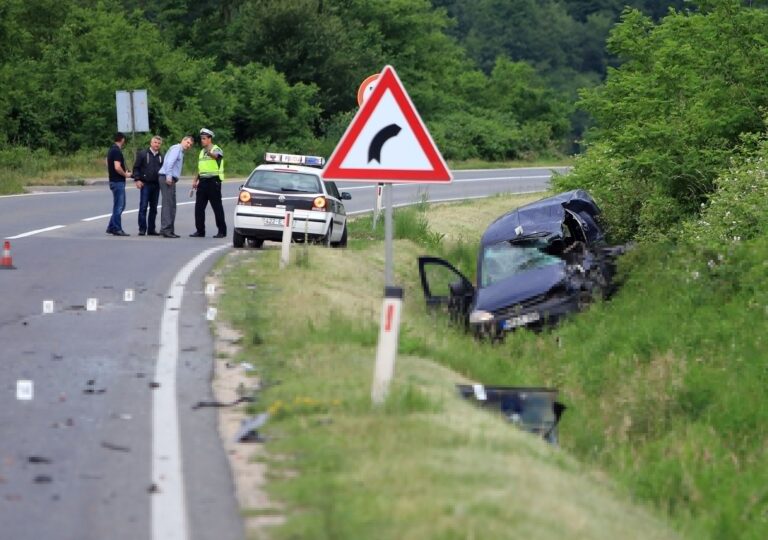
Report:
474,262,567,314
481,189,600,247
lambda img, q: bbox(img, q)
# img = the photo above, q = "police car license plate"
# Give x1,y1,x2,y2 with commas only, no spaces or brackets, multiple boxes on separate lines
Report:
264,217,283,226
503,312,540,330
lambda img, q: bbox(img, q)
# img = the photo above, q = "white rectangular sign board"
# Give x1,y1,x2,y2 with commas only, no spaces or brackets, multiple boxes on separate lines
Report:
116,89,149,133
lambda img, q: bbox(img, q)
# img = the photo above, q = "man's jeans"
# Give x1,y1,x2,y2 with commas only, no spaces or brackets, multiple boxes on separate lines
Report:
138,183,160,233
107,181,126,232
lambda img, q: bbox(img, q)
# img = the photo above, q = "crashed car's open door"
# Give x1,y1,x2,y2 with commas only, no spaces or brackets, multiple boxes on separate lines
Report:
418,256,475,325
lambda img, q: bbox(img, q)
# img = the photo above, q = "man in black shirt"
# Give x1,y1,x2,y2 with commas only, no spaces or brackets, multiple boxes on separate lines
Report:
132,135,163,236
106,132,132,236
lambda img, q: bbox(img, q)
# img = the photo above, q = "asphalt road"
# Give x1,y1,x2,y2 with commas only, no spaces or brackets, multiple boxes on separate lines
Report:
0,167,562,540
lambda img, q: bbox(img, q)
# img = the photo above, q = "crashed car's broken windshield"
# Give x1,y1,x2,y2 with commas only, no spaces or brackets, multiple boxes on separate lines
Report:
481,238,561,287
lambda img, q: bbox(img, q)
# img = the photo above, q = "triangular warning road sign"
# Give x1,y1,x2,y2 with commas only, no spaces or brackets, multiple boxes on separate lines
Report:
322,65,452,183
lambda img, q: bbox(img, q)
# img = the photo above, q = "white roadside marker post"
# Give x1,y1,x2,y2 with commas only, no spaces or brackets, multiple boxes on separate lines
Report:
372,183,384,230
371,286,404,405
124,289,135,302
279,207,294,269
86,298,98,311
42,300,54,314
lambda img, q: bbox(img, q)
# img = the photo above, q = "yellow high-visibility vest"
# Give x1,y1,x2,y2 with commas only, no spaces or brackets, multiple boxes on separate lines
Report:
198,145,224,180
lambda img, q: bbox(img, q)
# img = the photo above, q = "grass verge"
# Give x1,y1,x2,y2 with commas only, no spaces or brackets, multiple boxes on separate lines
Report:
214,193,680,540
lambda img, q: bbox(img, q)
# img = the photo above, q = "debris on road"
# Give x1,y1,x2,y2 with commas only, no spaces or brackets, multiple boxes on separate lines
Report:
101,441,131,453
192,396,254,410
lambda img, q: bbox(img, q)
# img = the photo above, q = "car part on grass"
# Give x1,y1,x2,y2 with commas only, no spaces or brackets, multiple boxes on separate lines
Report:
419,190,628,339
234,413,270,443
456,384,565,445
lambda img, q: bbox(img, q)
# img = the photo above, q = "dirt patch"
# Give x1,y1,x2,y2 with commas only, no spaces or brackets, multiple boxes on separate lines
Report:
208,277,285,537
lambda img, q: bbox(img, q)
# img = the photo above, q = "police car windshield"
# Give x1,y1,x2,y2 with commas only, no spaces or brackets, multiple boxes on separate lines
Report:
245,170,321,194
480,240,561,287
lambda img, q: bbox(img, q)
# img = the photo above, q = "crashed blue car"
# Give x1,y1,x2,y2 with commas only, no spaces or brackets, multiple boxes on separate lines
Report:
418,190,626,339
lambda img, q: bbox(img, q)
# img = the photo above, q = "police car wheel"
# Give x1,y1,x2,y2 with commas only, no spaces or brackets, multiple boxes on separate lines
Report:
324,223,333,247
247,238,264,248
233,230,245,248
335,223,348,248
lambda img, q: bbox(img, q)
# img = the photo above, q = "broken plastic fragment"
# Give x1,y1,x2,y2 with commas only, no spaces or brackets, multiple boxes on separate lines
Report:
234,413,270,443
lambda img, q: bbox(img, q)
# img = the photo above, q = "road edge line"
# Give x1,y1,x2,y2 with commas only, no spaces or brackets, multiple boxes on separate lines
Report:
152,244,229,540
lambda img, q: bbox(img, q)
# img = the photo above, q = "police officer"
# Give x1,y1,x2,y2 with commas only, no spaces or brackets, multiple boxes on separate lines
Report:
190,128,226,238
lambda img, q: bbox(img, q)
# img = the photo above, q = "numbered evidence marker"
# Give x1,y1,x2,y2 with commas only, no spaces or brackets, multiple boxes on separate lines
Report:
124,289,135,302
86,298,98,311
42,300,54,314
17,380,34,400
206,283,216,296
206,307,217,321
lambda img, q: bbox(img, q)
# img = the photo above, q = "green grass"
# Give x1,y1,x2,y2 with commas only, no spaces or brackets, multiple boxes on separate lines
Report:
213,194,683,540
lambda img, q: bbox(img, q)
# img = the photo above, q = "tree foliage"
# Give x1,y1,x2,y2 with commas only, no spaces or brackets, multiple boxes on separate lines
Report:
555,1,768,240
0,0,696,161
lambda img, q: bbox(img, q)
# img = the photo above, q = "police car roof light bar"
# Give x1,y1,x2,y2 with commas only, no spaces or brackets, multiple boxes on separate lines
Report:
264,152,325,168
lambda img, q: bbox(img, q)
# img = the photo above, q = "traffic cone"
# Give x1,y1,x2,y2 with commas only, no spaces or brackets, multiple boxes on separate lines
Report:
1,240,16,269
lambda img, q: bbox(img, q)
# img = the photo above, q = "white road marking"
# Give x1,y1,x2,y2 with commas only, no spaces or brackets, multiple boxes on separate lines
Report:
0,191,83,199
346,189,545,216
339,174,553,190
7,225,65,239
152,244,228,540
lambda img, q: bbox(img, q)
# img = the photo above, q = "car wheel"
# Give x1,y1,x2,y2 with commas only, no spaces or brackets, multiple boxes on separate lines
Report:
247,238,264,249
233,230,245,248
323,222,333,247
332,223,347,248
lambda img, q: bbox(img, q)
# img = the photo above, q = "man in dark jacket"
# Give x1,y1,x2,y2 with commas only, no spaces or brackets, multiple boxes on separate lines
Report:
132,135,164,236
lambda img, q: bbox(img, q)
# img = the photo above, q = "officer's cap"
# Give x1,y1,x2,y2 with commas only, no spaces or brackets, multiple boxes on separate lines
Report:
199,128,215,138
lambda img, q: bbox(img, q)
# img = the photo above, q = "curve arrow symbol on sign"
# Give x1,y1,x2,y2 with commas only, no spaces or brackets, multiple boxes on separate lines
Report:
368,123,401,163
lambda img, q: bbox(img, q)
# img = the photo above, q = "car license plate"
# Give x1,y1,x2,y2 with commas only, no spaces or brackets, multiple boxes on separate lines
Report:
264,217,283,226
503,312,540,330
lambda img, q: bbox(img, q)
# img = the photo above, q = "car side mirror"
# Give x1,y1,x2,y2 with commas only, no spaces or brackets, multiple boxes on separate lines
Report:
341,192,352,200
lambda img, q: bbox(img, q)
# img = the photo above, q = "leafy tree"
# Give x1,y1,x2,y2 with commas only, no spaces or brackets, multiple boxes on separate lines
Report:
556,1,768,240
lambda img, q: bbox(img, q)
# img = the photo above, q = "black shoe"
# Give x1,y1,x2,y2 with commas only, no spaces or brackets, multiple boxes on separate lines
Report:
213,232,226,238
138,231,146,236
113,230,130,237
147,231,159,236
170,233,180,238
161,232,178,238
106,228,116,235
189,232,205,237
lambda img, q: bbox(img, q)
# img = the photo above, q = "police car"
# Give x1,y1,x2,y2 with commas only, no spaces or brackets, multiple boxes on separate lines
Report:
233,152,352,248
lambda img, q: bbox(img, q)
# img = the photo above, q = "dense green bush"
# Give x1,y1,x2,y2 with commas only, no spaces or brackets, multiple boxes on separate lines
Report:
556,2,768,241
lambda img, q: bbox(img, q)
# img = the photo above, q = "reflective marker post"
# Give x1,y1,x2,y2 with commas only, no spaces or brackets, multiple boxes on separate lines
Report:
372,183,384,230
279,207,294,269
371,286,403,404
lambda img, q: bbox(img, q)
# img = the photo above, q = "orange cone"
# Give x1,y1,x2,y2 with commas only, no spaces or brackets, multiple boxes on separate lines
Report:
1,240,16,269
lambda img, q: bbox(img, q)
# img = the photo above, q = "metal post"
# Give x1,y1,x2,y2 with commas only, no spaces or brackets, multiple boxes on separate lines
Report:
384,183,394,287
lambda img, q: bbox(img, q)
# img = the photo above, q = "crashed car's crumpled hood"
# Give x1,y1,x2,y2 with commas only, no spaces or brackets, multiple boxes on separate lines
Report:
481,189,600,247
474,262,567,315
